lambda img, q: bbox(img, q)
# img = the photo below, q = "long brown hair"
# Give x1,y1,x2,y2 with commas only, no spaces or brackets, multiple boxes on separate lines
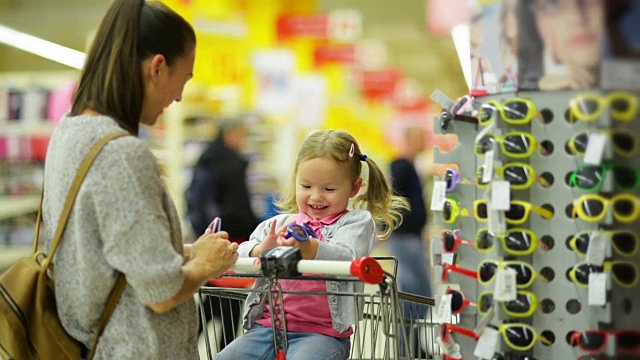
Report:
277,130,409,239
71,0,195,135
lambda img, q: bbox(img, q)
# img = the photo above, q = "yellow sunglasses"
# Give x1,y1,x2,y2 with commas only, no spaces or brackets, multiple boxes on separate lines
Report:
567,129,638,157
441,198,470,224
474,199,553,225
476,228,539,256
478,98,539,126
569,230,638,257
568,261,639,288
475,132,540,159
476,162,549,190
478,290,538,318
478,260,546,289
490,323,552,351
569,91,639,122
572,193,640,223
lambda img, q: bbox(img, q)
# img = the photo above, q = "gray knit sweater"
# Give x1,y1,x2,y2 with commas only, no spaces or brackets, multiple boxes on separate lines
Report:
42,114,198,359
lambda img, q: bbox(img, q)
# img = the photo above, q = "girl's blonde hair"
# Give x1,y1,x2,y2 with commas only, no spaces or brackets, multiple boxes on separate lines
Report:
276,130,409,239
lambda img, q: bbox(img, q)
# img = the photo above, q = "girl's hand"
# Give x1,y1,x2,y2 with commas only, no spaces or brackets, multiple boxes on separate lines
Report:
277,235,319,260
250,220,287,257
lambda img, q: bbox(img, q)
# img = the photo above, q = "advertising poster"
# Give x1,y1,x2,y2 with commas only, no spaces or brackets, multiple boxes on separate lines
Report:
469,0,519,95
518,0,605,91
602,0,640,90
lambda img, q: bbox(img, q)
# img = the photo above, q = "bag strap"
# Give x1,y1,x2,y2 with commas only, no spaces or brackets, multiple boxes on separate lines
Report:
89,273,126,360
33,131,130,359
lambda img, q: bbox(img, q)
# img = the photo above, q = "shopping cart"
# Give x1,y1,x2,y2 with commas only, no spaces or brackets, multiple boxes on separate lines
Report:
198,247,439,360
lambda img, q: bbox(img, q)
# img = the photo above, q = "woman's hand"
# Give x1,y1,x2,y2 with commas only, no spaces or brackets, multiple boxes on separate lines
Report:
190,230,238,279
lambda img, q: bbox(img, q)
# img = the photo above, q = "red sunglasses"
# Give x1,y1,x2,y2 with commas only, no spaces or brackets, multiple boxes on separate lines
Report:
571,329,640,353
440,355,462,360
446,287,476,315
440,323,479,343
442,262,478,282
441,229,475,253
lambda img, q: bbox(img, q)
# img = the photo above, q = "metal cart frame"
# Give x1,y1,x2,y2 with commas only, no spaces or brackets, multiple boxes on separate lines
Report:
198,256,438,360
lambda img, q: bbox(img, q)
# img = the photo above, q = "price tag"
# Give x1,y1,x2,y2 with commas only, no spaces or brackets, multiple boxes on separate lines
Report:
493,267,517,301
442,253,455,265
586,232,607,266
488,209,506,234
473,327,499,359
584,133,607,165
433,265,443,285
482,150,495,184
430,88,456,110
436,336,462,358
588,272,607,306
431,180,447,211
436,294,453,324
474,306,496,334
490,181,511,211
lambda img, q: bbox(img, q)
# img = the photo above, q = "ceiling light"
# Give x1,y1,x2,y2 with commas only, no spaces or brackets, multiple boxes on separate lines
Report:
0,24,86,70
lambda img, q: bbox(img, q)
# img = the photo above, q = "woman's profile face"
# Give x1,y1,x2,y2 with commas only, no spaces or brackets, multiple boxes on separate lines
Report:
535,0,603,68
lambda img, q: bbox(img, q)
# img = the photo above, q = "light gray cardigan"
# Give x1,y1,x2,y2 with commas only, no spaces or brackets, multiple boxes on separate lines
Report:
43,115,198,360
237,210,376,333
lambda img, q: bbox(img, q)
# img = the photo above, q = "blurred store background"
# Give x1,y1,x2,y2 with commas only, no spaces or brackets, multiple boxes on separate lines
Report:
0,0,469,270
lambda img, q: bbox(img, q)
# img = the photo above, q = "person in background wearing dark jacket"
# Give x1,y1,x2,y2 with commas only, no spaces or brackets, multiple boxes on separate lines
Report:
187,115,261,242
388,126,432,357
388,126,432,299
186,115,260,351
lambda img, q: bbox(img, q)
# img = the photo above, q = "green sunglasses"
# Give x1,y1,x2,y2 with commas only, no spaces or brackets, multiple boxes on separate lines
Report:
569,163,640,192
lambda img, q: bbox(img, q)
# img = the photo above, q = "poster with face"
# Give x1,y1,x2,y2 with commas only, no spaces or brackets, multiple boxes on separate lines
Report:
518,0,605,91
469,0,519,95
602,0,640,90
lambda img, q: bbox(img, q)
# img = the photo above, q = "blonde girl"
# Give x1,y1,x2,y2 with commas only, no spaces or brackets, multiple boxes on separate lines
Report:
217,129,409,360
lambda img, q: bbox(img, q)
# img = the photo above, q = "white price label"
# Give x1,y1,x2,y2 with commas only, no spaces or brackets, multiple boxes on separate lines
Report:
473,327,499,359
586,232,607,266
436,294,453,324
431,180,447,211
436,336,462,358
588,272,607,306
584,133,607,165
433,265,443,285
442,253,455,265
490,181,511,211
493,267,517,301
488,209,506,234
482,150,495,184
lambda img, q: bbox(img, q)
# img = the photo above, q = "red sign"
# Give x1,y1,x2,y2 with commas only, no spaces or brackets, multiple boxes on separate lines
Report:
358,68,404,101
314,44,356,66
277,14,328,40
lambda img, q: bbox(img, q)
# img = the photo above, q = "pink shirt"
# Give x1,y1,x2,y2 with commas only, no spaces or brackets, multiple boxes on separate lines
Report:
255,211,353,338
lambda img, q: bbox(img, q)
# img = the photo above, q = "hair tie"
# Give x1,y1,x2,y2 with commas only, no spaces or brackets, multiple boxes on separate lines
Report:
360,154,367,161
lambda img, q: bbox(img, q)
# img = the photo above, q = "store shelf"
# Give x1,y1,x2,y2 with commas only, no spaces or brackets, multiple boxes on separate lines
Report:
0,195,40,221
0,121,56,136
0,245,32,272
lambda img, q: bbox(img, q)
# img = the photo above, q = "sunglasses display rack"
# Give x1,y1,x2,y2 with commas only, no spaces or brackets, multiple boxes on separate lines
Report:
430,89,640,360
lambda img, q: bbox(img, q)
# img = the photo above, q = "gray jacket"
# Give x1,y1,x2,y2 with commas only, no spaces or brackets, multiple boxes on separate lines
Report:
237,210,376,333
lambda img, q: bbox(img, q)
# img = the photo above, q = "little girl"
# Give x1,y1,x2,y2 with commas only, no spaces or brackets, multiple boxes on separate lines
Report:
216,130,409,360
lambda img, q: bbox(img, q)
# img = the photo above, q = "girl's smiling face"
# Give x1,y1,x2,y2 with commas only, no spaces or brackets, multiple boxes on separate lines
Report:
295,156,361,220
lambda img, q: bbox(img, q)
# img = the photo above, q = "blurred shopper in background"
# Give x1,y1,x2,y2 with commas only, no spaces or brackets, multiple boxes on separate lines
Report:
186,115,261,350
388,126,432,300
42,1,238,359
186,115,261,242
